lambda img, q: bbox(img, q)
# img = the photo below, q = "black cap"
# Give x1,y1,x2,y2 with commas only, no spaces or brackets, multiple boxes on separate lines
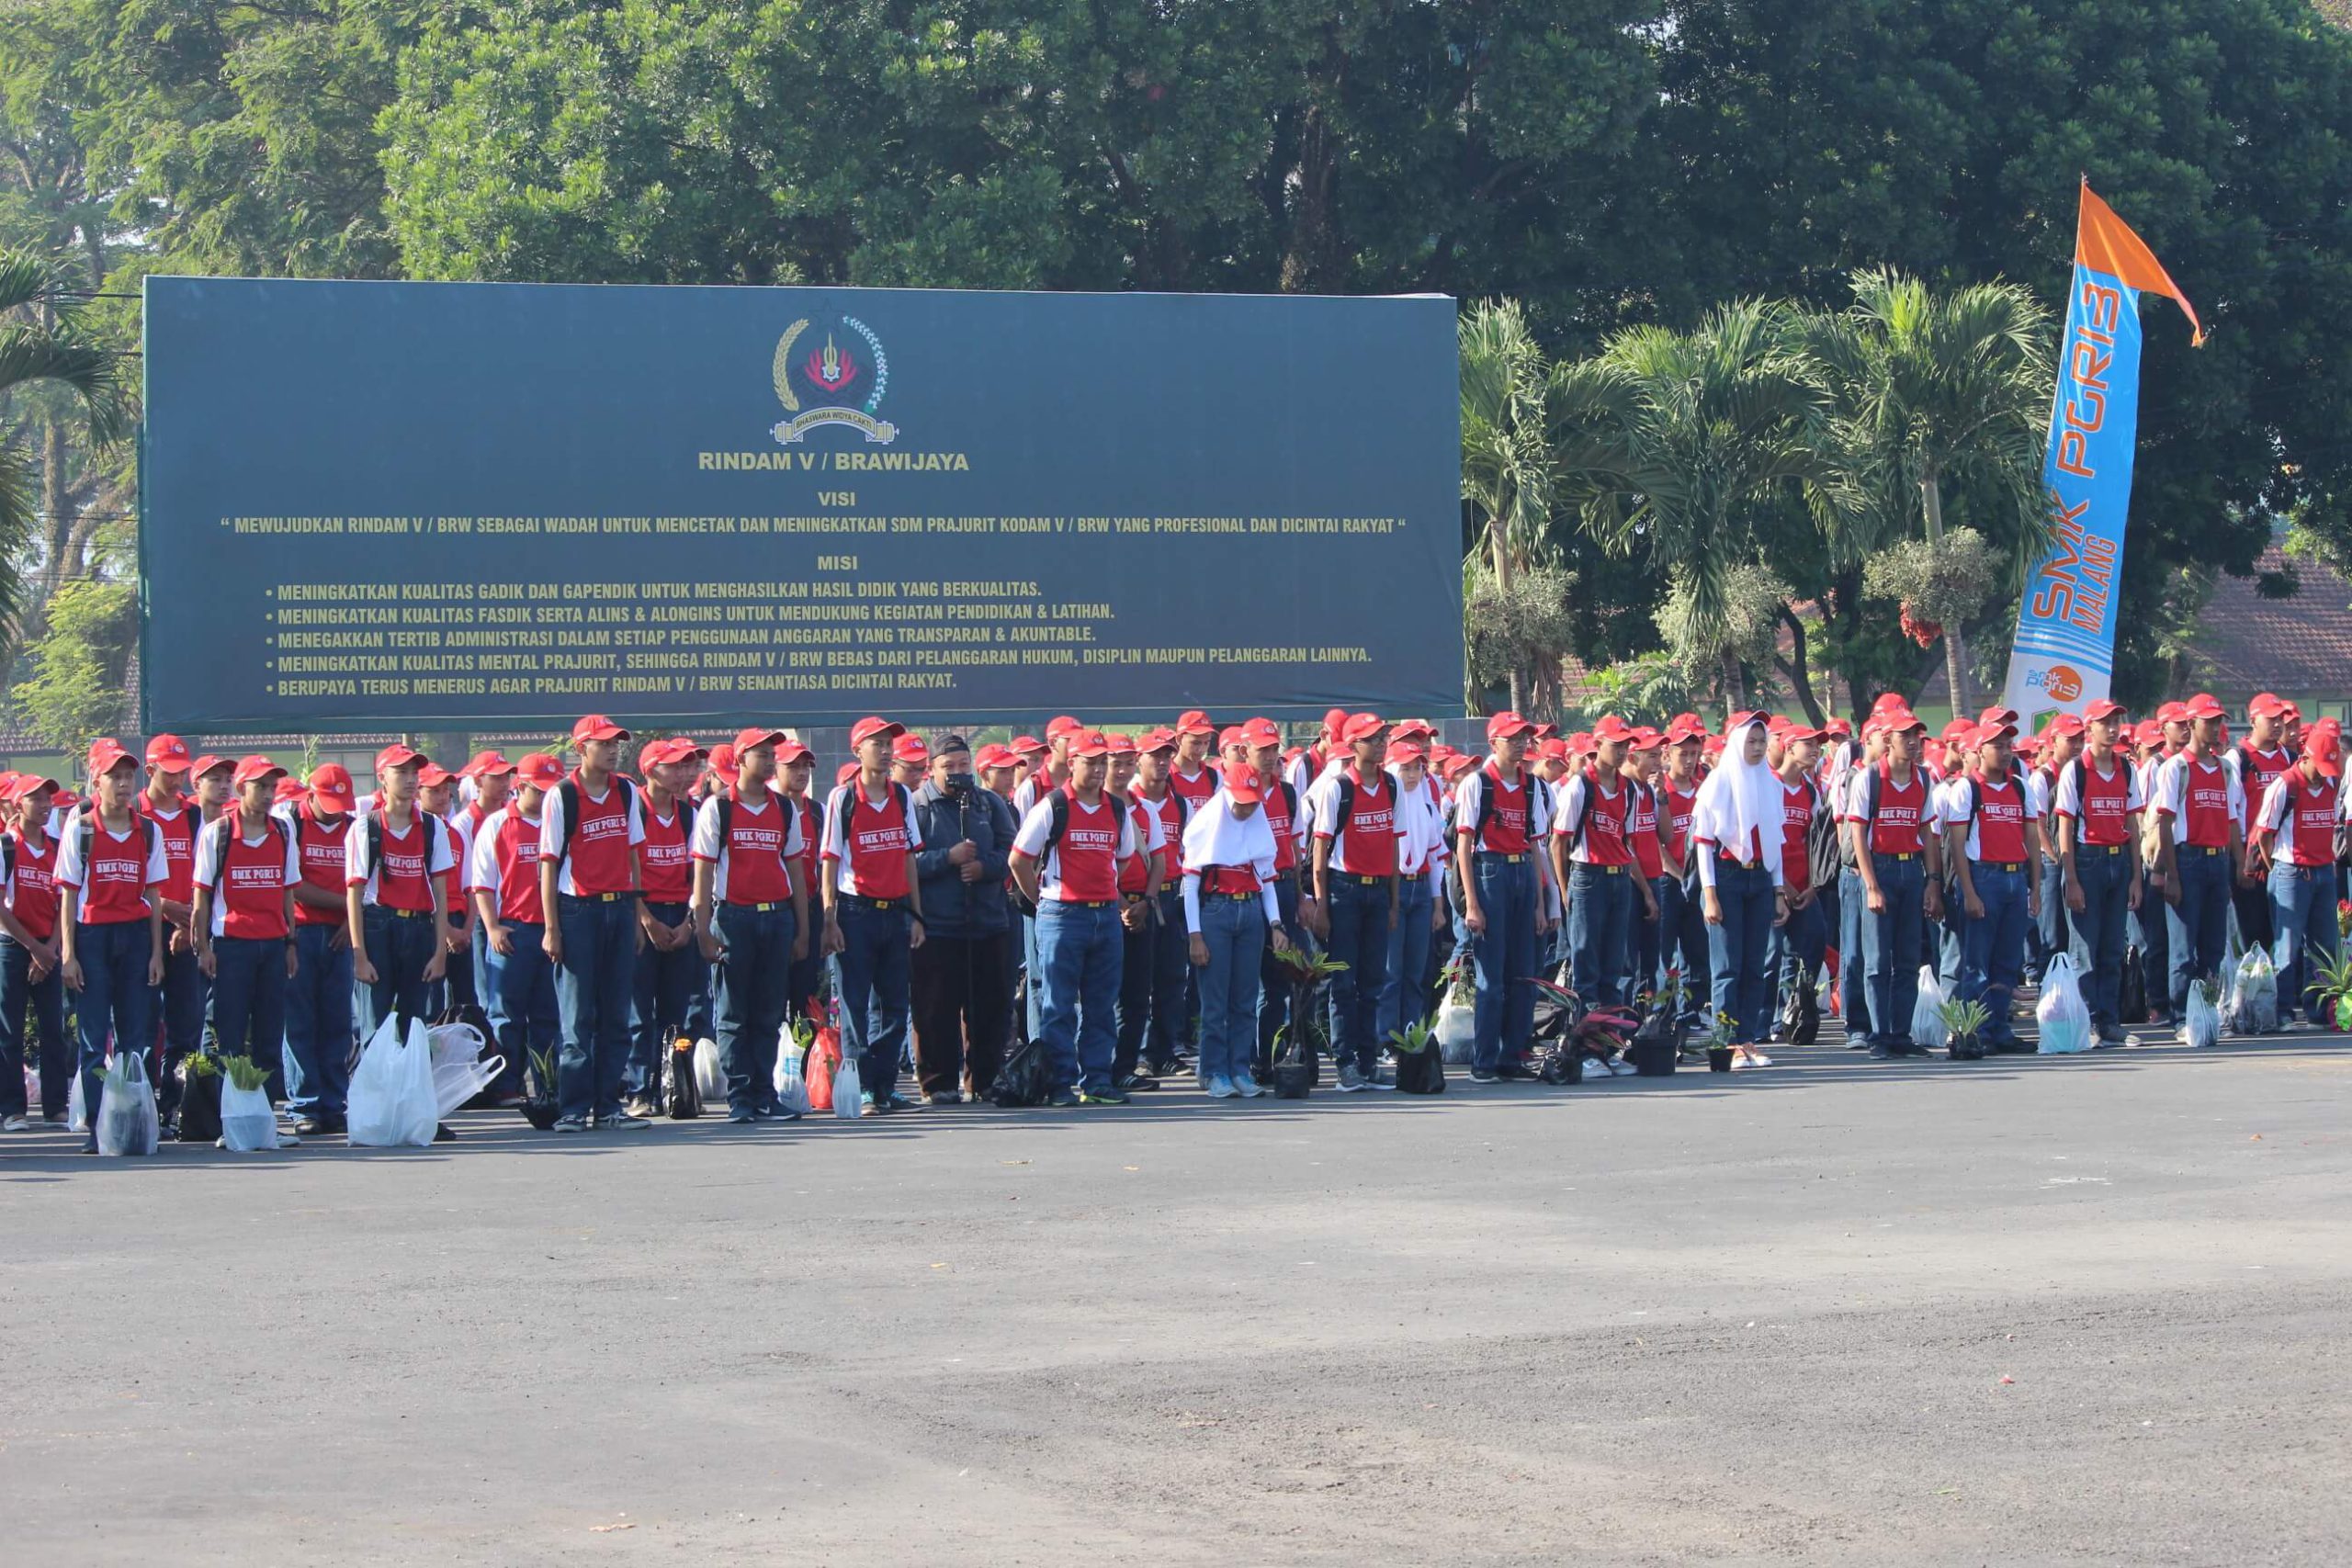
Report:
931,732,971,756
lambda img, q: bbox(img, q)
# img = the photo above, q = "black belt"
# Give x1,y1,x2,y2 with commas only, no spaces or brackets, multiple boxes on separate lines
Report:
843,896,910,913
379,906,433,921
2080,843,2126,855
1978,861,2027,874
1473,851,1528,863
1577,863,1625,875
1205,890,1258,902
1052,898,1114,909
2178,844,2223,857
728,900,790,912
1874,851,1918,863
1337,873,1386,885
560,890,628,903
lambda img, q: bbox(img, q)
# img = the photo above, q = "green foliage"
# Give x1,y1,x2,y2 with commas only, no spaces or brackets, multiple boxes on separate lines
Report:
15,577,136,751
1861,528,2004,627
1939,998,1991,1040
1464,559,1577,708
222,1055,271,1092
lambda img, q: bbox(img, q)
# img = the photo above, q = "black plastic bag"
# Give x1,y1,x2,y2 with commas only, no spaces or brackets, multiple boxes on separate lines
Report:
1777,981,1821,1046
2120,944,2147,1023
663,1038,702,1119
1392,1045,1446,1095
989,1036,1053,1108
177,1059,224,1144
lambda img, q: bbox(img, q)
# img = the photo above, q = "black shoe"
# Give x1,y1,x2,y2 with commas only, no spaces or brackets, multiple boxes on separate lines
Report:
434,1122,457,1143
1046,1089,1081,1108
1868,1043,1894,1060
294,1115,345,1136
80,1136,98,1154
1469,1067,1499,1083
1494,1061,1538,1081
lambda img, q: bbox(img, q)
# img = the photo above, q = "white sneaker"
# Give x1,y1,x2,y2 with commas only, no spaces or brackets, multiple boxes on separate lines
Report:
1609,1059,1638,1077
1336,1062,1367,1092
1731,1055,1756,1070
1205,1075,1238,1099
1747,1050,1774,1066
1232,1072,1265,1098
1,1114,25,1132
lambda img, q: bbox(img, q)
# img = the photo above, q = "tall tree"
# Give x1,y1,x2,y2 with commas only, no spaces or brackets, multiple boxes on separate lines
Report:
0,247,127,636
1459,298,1557,714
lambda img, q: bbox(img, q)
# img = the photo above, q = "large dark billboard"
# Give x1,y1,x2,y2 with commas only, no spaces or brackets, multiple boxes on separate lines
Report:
141,277,1462,732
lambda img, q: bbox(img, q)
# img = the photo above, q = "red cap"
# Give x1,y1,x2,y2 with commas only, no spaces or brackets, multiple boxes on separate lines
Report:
1782,723,1827,745
1389,717,1436,742
571,714,629,744
2015,735,2043,758
1221,761,1263,804
850,716,905,748
416,764,454,789
1486,711,1536,740
2156,701,2189,725
974,744,1014,771
775,738,813,766
2078,697,2125,722
2132,719,2164,747
1340,712,1387,743
86,738,135,776
1216,725,1250,751
1724,711,1766,733
1385,741,1426,766
638,739,688,773
835,762,860,786
1067,729,1113,759
1538,737,1571,761
1321,707,1349,738
1977,705,2021,728
1629,726,1663,750
2183,693,2226,721
517,752,565,789
706,743,739,777
1871,693,1907,714
1010,734,1047,757
310,762,356,810
892,734,930,765
1825,716,1852,738
2248,691,2291,719
465,750,516,779
374,743,425,773
144,735,193,773
272,776,307,805
1664,716,1709,745
6,773,59,801
734,728,790,756
1939,718,1974,744
1590,715,1638,745
1885,709,1928,734
2047,712,2086,738
1046,715,1084,739
1136,727,1177,754
1174,710,1216,737
2303,721,2343,777
1239,717,1283,749
1107,733,1138,757
190,753,232,780
232,755,286,788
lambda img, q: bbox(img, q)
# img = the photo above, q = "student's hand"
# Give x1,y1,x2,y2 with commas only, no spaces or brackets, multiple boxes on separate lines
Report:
2163,875,2182,908
907,915,926,953
61,956,82,992
2128,876,2143,913
168,926,191,956
1866,886,1886,914
197,944,217,979
634,921,648,955
1189,933,1209,968
1963,889,1984,921
959,859,986,883
329,924,351,953
1431,900,1447,933
1121,900,1148,934
2064,876,2086,914
446,925,469,954
1639,889,1659,921
146,951,164,987
790,930,808,963
1923,883,1944,921
948,840,978,865
285,943,300,979
423,945,447,984
1464,905,1487,937
2027,891,2041,923
352,953,378,987
699,928,724,964
822,918,845,957
541,926,563,964
1269,924,1292,954
487,923,514,958
1702,888,1724,926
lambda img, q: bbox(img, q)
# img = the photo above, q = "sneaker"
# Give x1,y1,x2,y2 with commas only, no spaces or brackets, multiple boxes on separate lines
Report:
1205,1075,1238,1099
1119,1073,1160,1092
553,1114,588,1134
1046,1089,1082,1108
1731,1055,1757,1070
294,1115,345,1136
1494,1061,1538,1081
1866,1044,1893,1061
882,1092,919,1111
1078,1088,1130,1106
1231,1072,1265,1098
727,1108,756,1124
80,1136,98,1154
1366,1075,1396,1090
860,1091,879,1112
2095,1021,2127,1045
434,1122,458,1143
1336,1062,1367,1092
1470,1067,1499,1083
922,1089,964,1106
602,1111,651,1130
1747,1050,1773,1067
43,1113,67,1126
1609,1059,1638,1077
624,1095,662,1120
2,1114,25,1132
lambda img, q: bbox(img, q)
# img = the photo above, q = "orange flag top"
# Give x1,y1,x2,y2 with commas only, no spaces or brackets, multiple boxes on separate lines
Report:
2075,179,2204,345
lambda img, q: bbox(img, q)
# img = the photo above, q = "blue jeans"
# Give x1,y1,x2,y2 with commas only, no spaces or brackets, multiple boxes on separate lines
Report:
1321,875,1393,1076
74,919,153,1133
1838,866,1873,1039
1117,890,1188,1077
1862,853,1926,1047
554,894,637,1121
1707,859,1776,1044
834,899,912,1098
2070,847,2132,1028
1021,908,1044,1042
1035,899,1121,1095
2034,857,2069,981
285,922,354,1118
357,905,438,1049
1195,894,1264,1083
209,935,289,1095
1959,863,2029,1048
630,900,708,1096
714,902,796,1113
1631,874,1666,1001
150,942,209,1119
1772,889,1827,1013
1567,863,1635,1008
2269,862,2340,1024
1379,872,1437,1043
1662,873,1710,1021
0,936,68,1118
481,920,559,1097
2165,848,2232,1013
1470,854,1538,1072
2135,870,2171,1018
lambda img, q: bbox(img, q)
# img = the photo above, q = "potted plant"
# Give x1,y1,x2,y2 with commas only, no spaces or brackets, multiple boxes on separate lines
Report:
2303,949,2352,1033
1385,1020,1445,1095
1704,1010,1740,1073
1557,1003,1640,1082
1624,989,1688,1077
220,1055,284,1150
176,1051,224,1143
1940,998,1992,1061
1266,945,1347,1089
520,1047,561,1130
1432,953,1476,1062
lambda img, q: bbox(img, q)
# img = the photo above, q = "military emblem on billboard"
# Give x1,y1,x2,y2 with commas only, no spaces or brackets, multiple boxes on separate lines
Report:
772,315,897,445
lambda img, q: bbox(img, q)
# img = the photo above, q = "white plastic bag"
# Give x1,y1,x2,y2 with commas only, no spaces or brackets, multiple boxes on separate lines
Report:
2036,953,2092,1053
693,1036,727,1101
220,1077,283,1152
432,1053,505,1118
428,1021,486,1068
23,1066,39,1116
1434,997,1476,1064
1911,965,1946,1050
95,1051,160,1156
67,1067,86,1132
774,1028,810,1116
831,1051,863,1118
2228,948,2278,1034
347,1017,440,1147
2180,981,2221,1048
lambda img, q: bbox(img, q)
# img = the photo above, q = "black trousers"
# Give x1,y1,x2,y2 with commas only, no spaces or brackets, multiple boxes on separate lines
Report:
910,931,1012,1098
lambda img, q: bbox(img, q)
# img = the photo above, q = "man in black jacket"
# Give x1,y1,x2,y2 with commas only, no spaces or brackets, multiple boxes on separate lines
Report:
910,735,1016,1103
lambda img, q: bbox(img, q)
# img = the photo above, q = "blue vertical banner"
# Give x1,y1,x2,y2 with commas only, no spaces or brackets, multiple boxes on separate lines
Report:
2002,182,2201,725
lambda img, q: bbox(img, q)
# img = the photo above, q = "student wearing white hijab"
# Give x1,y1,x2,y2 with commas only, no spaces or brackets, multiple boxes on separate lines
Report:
1182,762,1292,1100
1690,713,1790,1049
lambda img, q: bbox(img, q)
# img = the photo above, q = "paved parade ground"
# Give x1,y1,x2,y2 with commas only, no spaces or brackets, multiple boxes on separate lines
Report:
6,1033,2346,1566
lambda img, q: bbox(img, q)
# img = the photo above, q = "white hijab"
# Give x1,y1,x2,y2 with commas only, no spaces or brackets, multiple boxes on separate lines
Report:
1694,716,1784,879
1181,787,1277,878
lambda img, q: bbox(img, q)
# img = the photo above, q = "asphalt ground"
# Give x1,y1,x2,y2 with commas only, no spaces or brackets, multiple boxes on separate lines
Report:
4,1022,2346,1565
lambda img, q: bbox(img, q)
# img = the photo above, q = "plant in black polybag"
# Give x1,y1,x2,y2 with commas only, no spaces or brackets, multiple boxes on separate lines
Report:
176,1052,224,1143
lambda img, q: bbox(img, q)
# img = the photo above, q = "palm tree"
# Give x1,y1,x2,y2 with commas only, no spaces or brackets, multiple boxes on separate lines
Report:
1459,298,1555,714
1807,269,2054,713
0,247,129,635
1549,299,1834,721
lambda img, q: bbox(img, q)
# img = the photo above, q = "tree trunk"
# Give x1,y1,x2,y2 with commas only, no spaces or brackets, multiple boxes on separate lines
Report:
1773,604,1826,727
1487,520,1525,715
1718,648,1744,727
1920,472,1971,716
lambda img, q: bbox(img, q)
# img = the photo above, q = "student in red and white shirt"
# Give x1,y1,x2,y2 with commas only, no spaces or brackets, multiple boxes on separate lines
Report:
1306,713,1405,1089
777,738,826,1023
1939,725,2038,1054
469,751,563,1100
192,757,301,1095
1106,733,1179,1089
623,736,705,1116
1453,711,1553,1078
139,733,207,1124
272,762,359,1132
345,741,458,1068
0,773,68,1127
1011,728,1136,1104
2054,697,2144,1034
1551,715,1653,1010
2250,719,2345,1026
536,715,650,1131
2152,694,2243,1017
57,738,168,1150
1167,711,1222,809
1842,711,1943,1056
823,716,928,1111
1754,723,1830,1066
692,728,809,1121
1383,739,1449,1044
2231,692,2299,953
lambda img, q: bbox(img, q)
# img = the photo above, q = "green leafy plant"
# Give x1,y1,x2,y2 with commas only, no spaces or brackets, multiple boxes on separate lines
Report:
222,1055,270,1092
527,1047,559,1097
789,1015,816,1051
1271,945,1348,980
182,1053,221,1080
1440,953,1475,1006
1387,1020,1436,1056
1939,998,1990,1039
2303,950,2352,1029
